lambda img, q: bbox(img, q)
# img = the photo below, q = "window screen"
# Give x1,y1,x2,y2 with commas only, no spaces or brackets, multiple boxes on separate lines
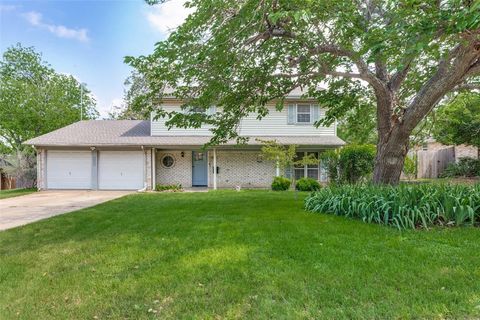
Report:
296,105,311,123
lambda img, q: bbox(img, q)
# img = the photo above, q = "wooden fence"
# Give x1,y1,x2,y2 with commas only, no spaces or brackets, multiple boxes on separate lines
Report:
417,147,455,179
0,173,16,190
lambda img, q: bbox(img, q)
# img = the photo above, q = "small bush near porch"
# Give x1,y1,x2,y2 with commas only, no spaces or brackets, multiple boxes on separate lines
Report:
1,191,479,319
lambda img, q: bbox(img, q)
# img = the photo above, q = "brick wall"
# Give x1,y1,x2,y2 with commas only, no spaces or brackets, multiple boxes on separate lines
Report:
145,148,152,190
36,149,46,190
454,144,478,161
208,150,276,188
156,151,192,187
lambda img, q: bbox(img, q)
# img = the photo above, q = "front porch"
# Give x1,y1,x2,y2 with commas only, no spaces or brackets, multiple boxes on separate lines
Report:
151,147,329,190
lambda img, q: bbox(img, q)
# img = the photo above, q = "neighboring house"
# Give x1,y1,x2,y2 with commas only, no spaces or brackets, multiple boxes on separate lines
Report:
409,138,479,179
24,90,345,190
415,138,479,161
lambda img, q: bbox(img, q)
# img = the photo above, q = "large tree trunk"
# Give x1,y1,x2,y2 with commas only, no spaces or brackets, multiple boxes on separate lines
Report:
371,90,411,185
372,126,410,184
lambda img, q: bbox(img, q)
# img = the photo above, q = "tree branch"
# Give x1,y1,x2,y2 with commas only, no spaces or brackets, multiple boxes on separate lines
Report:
375,59,388,82
453,83,480,91
403,42,480,132
466,59,480,77
388,59,412,92
273,69,364,80
245,27,295,45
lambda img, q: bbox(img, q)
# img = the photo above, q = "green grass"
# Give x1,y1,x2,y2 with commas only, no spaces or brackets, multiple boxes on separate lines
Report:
1,191,479,319
0,188,36,200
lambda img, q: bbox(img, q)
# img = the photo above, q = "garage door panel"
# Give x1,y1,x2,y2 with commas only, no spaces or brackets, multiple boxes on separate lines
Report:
47,151,92,189
98,151,144,190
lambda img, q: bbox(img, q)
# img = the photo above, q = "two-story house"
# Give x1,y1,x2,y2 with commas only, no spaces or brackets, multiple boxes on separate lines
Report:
25,90,345,190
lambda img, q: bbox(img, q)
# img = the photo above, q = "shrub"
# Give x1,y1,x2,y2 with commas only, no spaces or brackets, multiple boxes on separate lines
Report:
271,176,291,191
305,184,480,230
338,144,376,184
319,149,339,183
155,184,183,192
296,177,321,191
440,157,480,178
403,155,417,180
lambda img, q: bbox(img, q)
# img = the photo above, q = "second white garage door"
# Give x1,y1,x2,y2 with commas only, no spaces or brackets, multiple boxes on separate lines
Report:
98,151,144,190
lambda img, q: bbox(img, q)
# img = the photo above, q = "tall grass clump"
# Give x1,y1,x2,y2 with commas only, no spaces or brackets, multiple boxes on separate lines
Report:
305,184,480,230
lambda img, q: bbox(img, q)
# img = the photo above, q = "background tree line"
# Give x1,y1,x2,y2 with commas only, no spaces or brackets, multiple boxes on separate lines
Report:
0,44,97,187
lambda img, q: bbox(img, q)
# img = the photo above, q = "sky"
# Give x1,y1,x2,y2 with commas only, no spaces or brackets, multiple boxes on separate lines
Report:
0,0,191,118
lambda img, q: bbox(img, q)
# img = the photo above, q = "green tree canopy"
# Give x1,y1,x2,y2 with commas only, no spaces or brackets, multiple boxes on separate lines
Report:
126,0,480,184
0,44,98,152
433,93,480,148
109,70,148,120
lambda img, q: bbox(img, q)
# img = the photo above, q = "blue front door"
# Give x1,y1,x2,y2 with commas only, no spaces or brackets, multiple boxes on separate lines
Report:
192,151,208,186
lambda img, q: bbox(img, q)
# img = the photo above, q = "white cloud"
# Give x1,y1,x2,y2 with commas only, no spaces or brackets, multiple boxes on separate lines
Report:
22,11,89,43
23,11,41,25
111,98,124,109
146,0,193,34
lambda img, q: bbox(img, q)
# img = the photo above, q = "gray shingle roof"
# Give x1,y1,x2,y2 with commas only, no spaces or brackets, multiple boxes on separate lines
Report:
24,120,345,147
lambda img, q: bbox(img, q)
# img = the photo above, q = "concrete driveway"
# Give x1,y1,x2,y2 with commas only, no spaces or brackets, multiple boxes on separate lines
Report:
0,190,132,231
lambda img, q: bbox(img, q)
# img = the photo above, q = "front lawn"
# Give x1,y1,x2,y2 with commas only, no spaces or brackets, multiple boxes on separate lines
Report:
0,188,36,200
1,191,479,319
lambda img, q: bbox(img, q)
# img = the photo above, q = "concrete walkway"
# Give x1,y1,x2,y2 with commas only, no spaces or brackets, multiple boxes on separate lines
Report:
0,190,132,231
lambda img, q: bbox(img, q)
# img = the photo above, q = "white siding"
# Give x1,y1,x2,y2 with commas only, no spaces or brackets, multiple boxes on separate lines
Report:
151,104,335,136
151,105,213,136
238,107,334,136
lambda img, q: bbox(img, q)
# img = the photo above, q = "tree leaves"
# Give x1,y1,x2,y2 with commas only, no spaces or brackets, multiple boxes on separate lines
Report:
0,44,98,152
433,92,480,148
125,0,480,149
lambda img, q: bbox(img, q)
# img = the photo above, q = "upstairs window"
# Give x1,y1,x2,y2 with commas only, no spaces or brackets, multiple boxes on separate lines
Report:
188,106,206,114
288,104,320,125
186,106,216,115
296,105,311,123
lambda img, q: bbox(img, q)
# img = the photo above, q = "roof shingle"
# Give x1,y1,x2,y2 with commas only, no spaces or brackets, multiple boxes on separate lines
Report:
24,120,345,147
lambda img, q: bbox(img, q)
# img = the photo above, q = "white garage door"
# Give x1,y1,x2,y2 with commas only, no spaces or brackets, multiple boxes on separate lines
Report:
47,151,92,189
98,151,144,190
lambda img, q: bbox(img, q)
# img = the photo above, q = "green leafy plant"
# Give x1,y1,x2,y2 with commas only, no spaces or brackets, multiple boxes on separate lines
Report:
321,145,375,184
295,177,321,192
338,144,376,184
440,157,480,178
259,140,319,181
271,176,291,191
319,149,339,183
305,184,480,230
433,92,480,149
403,155,417,180
155,184,183,192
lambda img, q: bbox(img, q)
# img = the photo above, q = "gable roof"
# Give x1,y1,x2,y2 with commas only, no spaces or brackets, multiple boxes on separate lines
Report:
24,120,345,147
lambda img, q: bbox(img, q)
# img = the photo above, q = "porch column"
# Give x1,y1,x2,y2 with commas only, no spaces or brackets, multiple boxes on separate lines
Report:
213,148,217,190
152,148,156,188
91,148,98,190
275,156,280,177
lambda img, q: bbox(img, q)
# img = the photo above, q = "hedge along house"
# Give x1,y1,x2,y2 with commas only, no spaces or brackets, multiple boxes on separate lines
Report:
24,89,345,190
